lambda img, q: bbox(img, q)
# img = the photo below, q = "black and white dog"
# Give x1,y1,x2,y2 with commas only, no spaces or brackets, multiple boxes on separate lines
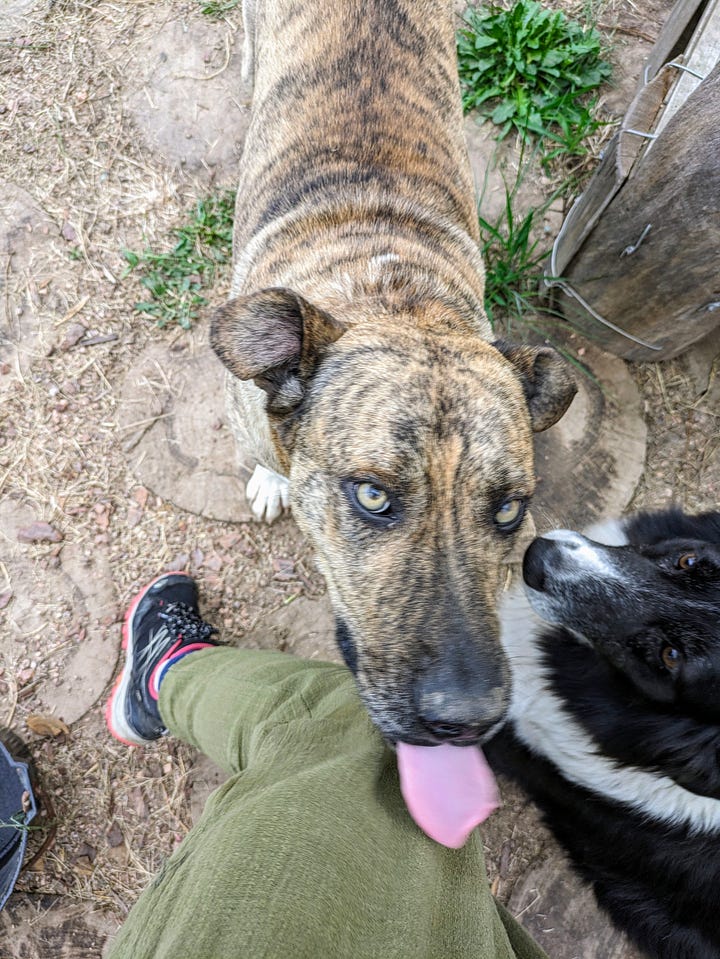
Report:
488,508,720,959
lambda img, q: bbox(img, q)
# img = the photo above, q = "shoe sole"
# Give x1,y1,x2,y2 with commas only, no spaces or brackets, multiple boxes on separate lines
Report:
105,572,193,747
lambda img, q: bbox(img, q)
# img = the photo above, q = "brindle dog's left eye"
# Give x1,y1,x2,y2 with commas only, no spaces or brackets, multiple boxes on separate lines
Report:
677,552,697,569
354,482,391,514
494,497,525,532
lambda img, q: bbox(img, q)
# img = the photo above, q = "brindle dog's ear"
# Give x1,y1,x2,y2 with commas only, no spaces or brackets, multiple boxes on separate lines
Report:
493,340,577,432
210,287,344,413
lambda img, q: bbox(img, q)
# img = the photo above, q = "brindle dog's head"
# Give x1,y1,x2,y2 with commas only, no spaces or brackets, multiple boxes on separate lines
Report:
212,288,576,744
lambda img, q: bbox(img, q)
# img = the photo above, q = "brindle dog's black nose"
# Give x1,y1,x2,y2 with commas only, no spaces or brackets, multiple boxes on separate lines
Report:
417,683,508,742
415,641,510,743
420,719,483,742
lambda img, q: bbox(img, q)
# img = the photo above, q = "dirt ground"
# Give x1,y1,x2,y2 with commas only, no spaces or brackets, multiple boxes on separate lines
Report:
0,1,718,957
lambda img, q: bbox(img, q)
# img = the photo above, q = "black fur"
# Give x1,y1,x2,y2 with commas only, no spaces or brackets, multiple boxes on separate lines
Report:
487,508,720,959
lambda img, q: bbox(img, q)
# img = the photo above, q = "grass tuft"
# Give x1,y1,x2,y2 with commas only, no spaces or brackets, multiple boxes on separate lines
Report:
122,191,235,329
197,0,240,17
457,0,611,161
479,179,552,326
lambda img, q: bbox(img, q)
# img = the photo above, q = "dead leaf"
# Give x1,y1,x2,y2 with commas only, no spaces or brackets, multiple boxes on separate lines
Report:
76,841,97,863
129,786,148,818
17,521,63,544
73,857,94,877
218,532,239,550
203,552,223,572
106,821,124,848
27,714,70,738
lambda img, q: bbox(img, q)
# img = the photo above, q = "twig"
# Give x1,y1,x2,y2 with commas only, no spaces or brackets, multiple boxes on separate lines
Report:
75,333,119,348
597,22,655,43
55,294,91,327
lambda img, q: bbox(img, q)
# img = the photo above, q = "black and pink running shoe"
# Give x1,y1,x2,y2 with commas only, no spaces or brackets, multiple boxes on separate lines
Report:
106,572,220,746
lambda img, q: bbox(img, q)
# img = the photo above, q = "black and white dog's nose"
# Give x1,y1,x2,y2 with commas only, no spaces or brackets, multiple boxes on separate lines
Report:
524,530,613,592
523,538,552,590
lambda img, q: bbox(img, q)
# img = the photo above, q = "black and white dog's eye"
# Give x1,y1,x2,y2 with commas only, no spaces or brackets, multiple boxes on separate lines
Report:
661,645,682,670
677,552,697,569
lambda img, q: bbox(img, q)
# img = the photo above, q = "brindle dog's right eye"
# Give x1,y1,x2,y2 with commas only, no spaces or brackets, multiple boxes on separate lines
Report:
493,497,526,532
343,480,401,528
677,552,697,569
354,482,390,514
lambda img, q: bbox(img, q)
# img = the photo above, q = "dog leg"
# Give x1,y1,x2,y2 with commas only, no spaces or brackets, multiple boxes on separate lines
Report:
246,463,290,523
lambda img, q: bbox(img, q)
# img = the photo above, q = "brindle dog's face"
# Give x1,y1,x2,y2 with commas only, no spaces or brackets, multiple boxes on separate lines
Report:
212,288,576,744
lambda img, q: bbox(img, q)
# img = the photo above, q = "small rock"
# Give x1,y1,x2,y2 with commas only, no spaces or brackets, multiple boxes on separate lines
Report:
17,667,35,687
166,553,189,572
59,322,87,351
0,591,12,609
126,505,143,528
17,521,63,544
272,558,295,580
132,486,149,509
61,221,77,242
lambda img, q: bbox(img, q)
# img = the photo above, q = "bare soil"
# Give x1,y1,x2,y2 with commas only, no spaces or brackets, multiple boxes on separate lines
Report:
0,2,718,957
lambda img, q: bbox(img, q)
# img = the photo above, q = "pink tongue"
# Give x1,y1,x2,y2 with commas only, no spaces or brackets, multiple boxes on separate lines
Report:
396,741,500,848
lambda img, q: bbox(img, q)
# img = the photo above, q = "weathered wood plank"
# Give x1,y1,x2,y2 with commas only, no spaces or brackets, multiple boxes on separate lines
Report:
556,62,720,361
549,64,676,279
641,0,708,85
653,0,720,135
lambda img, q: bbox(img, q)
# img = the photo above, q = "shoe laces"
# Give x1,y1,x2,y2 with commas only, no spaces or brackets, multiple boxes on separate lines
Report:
158,603,219,645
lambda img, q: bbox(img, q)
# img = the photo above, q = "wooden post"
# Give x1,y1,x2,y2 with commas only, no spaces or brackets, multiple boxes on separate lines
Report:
554,60,720,361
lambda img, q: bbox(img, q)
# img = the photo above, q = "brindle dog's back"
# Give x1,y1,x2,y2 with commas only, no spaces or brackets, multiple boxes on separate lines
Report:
233,0,487,326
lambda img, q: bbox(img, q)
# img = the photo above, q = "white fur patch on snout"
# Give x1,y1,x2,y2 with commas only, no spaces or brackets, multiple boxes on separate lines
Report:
540,529,623,581
246,464,290,523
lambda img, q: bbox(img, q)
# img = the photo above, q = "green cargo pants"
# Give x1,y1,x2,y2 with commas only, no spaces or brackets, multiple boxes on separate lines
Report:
107,647,547,959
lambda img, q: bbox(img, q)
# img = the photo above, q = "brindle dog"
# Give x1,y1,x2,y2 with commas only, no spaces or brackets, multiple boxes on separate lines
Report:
210,0,576,747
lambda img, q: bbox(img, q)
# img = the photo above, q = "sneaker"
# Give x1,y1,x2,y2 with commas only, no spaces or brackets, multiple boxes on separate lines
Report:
106,572,220,746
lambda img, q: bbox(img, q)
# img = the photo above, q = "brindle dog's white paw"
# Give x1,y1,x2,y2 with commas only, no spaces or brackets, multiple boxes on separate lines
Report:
246,464,290,524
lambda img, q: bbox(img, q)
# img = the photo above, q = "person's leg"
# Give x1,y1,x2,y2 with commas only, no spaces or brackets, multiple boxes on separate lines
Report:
106,571,350,774
105,573,548,959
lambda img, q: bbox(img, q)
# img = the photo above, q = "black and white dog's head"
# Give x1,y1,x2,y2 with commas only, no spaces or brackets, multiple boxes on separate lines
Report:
522,509,720,721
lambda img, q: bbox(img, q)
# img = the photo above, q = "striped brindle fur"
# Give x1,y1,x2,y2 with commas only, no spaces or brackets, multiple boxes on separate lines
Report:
210,0,576,745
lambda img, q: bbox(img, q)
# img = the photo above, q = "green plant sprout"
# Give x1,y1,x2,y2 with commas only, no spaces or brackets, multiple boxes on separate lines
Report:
457,0,611,159
122,191,235,329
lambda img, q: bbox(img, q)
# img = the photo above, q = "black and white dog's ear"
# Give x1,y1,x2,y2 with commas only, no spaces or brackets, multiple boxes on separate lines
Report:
210,287,345,413
493,340,577,432
623,508,720,548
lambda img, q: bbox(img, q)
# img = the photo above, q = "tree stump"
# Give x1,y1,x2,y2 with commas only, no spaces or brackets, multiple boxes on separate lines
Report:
553,60,720,361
